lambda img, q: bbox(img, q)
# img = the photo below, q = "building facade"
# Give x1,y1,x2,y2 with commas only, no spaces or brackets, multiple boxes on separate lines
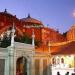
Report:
0,9,75,75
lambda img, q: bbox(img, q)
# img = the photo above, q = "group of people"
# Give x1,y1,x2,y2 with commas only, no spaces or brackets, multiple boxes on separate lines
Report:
57,72,69,75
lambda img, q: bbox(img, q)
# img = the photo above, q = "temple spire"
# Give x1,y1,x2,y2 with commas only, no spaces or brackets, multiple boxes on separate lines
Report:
32,29,35,48
11,23,15,47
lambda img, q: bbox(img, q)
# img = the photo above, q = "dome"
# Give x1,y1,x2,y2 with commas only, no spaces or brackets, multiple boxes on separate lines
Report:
0,9,18,20
0,9,13,17
21,14,43,25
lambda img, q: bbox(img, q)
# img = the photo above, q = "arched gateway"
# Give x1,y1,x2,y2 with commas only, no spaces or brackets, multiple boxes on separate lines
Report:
16,57,27,75
3,42,34,75
14,42,34,75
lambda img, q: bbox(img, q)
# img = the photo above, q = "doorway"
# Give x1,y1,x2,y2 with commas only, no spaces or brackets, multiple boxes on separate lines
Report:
16,57,27,75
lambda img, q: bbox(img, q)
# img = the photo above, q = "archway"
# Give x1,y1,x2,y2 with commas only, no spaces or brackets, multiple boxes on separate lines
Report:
16,57,27,75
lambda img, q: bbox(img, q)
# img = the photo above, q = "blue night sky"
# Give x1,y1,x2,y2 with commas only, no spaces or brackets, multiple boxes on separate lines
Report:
0,0,75,33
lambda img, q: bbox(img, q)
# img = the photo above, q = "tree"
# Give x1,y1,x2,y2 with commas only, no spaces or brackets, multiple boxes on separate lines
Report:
0,36,11,48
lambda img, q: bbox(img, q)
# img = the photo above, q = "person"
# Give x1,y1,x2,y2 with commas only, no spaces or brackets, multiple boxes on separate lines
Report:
57,72,60,75
65,72,69,75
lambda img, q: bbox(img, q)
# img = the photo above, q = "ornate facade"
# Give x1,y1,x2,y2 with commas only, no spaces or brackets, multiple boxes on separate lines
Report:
0,9,75,75
0,9,66,45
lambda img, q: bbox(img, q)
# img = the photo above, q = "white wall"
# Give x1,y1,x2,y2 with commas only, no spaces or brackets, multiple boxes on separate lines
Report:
52,67,74,75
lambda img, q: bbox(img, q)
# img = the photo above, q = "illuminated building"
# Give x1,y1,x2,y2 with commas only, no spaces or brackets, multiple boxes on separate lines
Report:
0,9,75,75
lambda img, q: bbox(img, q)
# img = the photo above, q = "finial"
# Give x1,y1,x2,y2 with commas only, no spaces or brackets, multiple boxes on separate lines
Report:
4,9,7,13
28,13,31,18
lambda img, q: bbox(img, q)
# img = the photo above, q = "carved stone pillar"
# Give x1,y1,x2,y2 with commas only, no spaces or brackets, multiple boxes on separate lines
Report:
13,52,16,75
31,57,35,75
27,58,31,75
8,47,16,75
40,59,43,75
5,56,9,75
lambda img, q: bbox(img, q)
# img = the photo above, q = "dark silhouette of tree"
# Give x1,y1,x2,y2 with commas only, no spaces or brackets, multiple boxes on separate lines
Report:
0,34,41,48
0,36,11,48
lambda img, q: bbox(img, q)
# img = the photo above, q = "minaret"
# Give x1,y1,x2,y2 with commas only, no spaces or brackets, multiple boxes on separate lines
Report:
11,23,15,47
32,29,35,48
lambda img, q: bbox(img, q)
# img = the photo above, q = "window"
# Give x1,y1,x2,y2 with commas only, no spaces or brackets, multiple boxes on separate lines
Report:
52,58,56,65
61,58,64,63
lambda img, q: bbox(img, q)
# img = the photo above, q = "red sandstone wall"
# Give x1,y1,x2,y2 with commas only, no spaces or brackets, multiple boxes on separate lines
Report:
0,11,66,45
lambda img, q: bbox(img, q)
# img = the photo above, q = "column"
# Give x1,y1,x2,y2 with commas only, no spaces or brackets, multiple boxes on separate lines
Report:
47,58,51,75
13,52,16,75
9,47,16,75
31,58,35,75
27,58,31,75
5,50,16,75
35,59,40,75
43,59,48,75
49,56,52,75
5,56,9,75
40,59,43,75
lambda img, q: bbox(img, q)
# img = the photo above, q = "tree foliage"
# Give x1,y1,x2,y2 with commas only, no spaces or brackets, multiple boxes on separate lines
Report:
0,35,41,48
0,37,11,48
